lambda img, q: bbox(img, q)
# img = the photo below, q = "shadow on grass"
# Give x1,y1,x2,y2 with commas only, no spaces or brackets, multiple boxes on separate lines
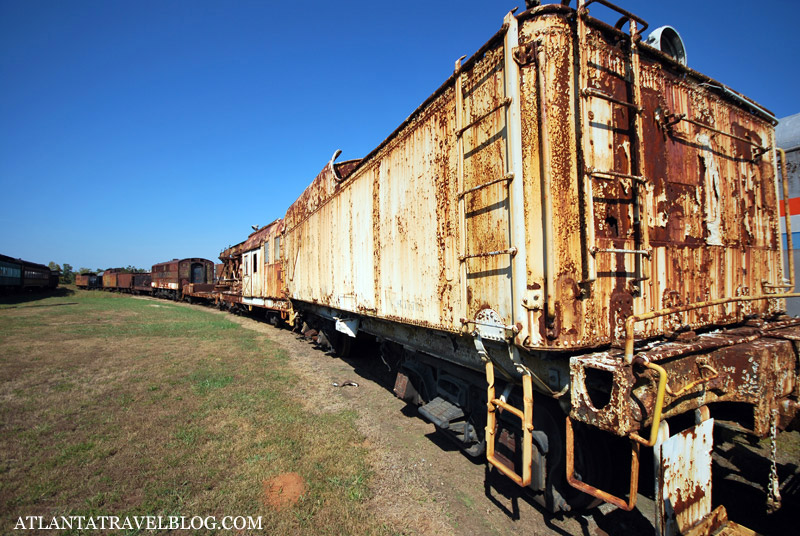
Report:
0,287,74,306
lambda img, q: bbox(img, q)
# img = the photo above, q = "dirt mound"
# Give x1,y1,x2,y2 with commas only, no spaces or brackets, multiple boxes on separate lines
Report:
263,472,307,510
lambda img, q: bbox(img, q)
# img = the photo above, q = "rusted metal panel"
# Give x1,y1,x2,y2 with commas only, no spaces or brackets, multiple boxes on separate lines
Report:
281,3,797,446
117,273,134,291
571,321,799,437
151,258,214,292
132,272,151,293
102,268,126,290
656,419,714,536
520,10,783,350
240,220,288,311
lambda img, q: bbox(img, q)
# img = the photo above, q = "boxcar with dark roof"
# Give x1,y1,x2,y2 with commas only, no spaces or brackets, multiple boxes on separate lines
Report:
151,258,214,300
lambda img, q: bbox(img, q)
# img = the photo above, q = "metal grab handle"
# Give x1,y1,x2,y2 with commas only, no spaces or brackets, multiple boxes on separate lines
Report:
629,360,667,447
578,0,649,35
666,363,718,398
566,416,640,510
661,112,770,154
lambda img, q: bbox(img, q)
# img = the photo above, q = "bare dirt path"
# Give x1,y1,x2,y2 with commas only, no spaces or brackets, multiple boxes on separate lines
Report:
183,305,611,536
177,300,799,536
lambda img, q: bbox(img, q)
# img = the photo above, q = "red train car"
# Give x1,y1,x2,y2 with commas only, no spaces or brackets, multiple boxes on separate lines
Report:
102,268,127,291
151,258,214,300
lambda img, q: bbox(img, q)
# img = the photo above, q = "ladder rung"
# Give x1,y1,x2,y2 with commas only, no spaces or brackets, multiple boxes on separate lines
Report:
490,397,524,421
459,247,518,262
591,247,651,257
587,168,646,184
458,173,514,199
456,97,512,137
582,87,641,113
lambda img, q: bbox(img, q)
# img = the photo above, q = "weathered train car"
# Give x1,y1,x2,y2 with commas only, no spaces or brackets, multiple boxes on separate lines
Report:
102,268,127,291
216,242,246,309
282,1,798,533
0,254,23,292
48,269,60,289
117,272,135,292
23,260,56,291
132,273,152,294
75,273,102,289
240,220,290,316
151,258,214,300
1,255,58,292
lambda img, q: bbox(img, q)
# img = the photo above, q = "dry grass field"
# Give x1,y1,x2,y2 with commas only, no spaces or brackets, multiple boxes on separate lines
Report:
0,289,387,535
2,288,798,536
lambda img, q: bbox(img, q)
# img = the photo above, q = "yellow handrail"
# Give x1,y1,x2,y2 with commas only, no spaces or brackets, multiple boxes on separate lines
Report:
629,360,667,447
485,361,534,487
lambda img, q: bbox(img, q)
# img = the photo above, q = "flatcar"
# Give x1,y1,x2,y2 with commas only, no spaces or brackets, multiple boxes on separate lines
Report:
151,258,214,300
278,1,799,533
0,254,58,293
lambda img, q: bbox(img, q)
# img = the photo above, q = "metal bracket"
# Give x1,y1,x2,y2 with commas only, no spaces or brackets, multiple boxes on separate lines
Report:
512,41,537,66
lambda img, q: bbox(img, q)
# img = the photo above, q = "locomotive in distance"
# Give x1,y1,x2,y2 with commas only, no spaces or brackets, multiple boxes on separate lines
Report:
81,1,799,534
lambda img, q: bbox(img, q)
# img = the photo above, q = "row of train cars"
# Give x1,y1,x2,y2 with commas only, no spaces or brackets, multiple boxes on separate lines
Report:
74,223,286,319
75,258,218,302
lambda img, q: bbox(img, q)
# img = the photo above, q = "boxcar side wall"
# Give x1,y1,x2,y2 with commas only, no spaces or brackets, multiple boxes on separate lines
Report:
285,8,784,356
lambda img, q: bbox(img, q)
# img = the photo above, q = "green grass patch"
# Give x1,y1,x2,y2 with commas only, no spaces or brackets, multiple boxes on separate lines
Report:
0,289,389,535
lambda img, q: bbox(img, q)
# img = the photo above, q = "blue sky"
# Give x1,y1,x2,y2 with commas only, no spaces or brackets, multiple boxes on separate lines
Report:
1,0,798,271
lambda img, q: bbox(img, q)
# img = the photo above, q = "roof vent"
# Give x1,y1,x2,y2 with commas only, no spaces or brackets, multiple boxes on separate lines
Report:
644,26,687,66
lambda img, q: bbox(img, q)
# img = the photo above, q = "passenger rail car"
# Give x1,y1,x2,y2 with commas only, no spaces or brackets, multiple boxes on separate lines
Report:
280,1,799,533
0,254,59,293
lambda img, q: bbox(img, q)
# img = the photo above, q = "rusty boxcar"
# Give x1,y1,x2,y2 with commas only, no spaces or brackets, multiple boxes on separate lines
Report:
132,272,152,294
282,1,798,533
150,258,214,300
102,268,127,291
75,272,102,289
117,272,135,292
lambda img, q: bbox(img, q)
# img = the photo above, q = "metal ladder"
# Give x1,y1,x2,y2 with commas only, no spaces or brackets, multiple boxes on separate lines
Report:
474,333,535,487
577,0,651,284
457,12,534,487
454,22,519,307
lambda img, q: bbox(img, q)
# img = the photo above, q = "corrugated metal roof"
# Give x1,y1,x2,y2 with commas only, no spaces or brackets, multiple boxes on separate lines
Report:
776,112,800,150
